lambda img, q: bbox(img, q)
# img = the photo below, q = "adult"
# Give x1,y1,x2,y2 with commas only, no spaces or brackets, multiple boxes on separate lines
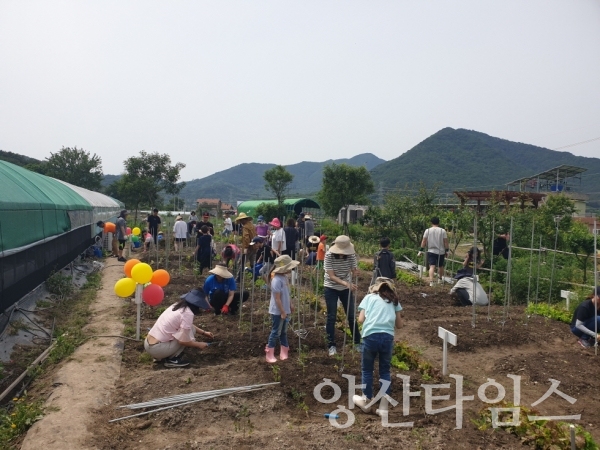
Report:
450,273,489,306
270,218,286,254
570,287,600,348
255,216,269,238
200,212,214,236
195,225,212,273
115,209,128,262
188,211,198,236
323,235,361,356
419,217,449,286
173,215,188,251
144,294,214,368
374,237,396,280
283,218,299,261
297,212,306,243
203,264,250,315
147,209,161,244
96,221,119,258
493,228,510,259
458,246,484,277
253,236,277,283
353,277,403,417
221,244,240,269
304,214,315,246
222,213,233,237
236,213,257,278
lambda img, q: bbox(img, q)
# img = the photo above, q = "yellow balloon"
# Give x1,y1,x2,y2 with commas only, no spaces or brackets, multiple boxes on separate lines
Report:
131,262,153,284
132,227,141,236
114,277,136,298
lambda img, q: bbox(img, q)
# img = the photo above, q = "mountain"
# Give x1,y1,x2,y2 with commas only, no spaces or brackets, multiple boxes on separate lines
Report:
179,153,386,204
370,128,600,210
0,150,42,167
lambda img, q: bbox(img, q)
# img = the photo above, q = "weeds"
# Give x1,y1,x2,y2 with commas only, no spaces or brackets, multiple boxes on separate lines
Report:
290,388,309,416
526,303,572,324
392,341,437,380
0,396,44,448
271,364,281,382
138,353,153,364
46,271,74,297
233,404,254,438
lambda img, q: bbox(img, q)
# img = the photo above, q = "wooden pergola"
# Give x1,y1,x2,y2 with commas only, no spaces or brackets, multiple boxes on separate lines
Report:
453,190,546,212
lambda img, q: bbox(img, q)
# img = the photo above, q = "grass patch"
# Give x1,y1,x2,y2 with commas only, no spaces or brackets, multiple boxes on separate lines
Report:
46,271,74,297
0,396,44,448
526,303,572,324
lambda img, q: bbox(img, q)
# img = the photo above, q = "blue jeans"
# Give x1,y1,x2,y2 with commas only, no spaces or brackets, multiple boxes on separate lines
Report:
361,332,394,399
267,314,289,348
324,287,361,347
571,316,600,339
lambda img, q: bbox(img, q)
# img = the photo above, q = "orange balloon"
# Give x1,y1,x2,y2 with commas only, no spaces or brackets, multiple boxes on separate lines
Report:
104,222,116,233
123,259,141,278
151,269,170,287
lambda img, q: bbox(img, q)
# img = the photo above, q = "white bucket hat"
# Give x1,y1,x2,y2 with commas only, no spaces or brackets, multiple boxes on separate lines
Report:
329,235,355,255
308,235,320,244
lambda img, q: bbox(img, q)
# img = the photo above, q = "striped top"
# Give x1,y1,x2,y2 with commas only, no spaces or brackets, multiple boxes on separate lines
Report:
324,252,357,290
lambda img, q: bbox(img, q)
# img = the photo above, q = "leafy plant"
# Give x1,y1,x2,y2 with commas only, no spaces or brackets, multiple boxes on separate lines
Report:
0,396,44,447
272,364,281,382
526,303,572,324
46,271,74,297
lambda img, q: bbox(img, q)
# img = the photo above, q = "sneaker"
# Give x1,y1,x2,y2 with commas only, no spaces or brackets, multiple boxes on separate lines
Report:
578,338,592,348
117,257,127,262
352,395,372,413
354,344,363,353
328,346,337,357
164,356,190,368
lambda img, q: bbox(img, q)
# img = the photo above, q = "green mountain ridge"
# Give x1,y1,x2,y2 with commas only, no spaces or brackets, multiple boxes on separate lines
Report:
371,128,600,210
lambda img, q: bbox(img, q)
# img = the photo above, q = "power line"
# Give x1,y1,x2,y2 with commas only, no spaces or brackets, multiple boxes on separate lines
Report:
553,136,600,150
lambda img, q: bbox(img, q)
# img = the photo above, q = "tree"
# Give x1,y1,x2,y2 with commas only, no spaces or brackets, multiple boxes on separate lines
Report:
568,222,596,284
110,151,185,221
256,202,285,222
44,146,103,190
318,163,375,222
263,165,294,207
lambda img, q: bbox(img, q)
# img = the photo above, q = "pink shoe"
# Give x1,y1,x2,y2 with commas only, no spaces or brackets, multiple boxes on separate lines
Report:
265,346,276,363
279,346,289,360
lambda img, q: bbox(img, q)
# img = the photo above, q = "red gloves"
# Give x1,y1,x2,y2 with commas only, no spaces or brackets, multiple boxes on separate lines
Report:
221,304,230,315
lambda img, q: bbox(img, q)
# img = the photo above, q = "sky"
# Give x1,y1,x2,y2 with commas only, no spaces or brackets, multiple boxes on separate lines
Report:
1,1,599,182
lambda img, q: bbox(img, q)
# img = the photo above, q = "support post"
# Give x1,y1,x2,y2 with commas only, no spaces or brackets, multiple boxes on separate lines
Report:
135,283,143,340
438,327,457,376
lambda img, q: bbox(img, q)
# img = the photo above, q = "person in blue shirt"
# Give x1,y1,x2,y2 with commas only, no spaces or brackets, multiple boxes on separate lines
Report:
353,277,402,418
203,264,249,315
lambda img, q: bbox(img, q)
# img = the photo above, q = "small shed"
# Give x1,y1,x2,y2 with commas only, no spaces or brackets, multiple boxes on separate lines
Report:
338,205,368,224
237,198,320,219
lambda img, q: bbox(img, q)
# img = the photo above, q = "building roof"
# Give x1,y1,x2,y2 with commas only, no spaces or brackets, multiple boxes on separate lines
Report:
196,198,221,205
507,164,587,186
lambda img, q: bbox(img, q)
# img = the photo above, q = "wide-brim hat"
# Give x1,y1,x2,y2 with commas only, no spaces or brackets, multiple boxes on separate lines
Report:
209,265,233,279
308,235,320,244
235,212,252,222
369,277,396,294
272,255,300,273
180,289,211,310
269,218,281,228
329,235,355,255
175,215,183,220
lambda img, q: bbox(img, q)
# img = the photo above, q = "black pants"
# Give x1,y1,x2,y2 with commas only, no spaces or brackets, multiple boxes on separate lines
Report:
282,248,296,261
149,226,158,244
209,289,249,315
197,253,211,273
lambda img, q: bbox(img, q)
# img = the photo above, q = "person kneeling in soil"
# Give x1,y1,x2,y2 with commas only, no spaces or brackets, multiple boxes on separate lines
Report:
570,286,600,348
144,295,214,368
353,277,402,417
265,255,300,363
203,264,249,315
450,272,489,306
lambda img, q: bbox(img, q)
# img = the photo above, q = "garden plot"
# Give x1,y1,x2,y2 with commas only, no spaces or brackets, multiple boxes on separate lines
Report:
79,256,600,450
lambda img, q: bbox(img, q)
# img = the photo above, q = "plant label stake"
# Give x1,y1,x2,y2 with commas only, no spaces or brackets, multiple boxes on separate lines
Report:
438,326,457,376
560,290,575,310
135,283,143,340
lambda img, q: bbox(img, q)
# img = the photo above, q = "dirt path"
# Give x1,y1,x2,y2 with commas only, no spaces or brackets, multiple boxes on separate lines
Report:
21,263,125,450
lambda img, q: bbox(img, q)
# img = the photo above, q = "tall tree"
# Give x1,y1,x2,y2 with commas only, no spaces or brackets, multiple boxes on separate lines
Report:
45,146,103,190
318,163,375,222
110,151,185,221
263,165,294,207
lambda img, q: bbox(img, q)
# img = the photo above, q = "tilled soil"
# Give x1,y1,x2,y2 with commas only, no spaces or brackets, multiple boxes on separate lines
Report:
82,253,600,450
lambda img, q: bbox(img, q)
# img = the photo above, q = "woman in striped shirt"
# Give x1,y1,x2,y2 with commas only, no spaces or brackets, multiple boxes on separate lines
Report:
323,235,361,356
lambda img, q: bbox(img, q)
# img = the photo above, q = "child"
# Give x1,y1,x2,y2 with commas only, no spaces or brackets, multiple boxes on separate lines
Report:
195,225,212,273
143,230,153,254
373,237,396,280
316,235,327,269
353,277,402,417
265,255,300,363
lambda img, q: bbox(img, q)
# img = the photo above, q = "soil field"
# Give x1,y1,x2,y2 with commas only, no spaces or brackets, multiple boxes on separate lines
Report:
72,246,599,450
18,243,600,450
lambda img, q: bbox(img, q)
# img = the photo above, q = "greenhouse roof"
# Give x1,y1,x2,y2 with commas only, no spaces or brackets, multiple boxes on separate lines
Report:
237,198,320,217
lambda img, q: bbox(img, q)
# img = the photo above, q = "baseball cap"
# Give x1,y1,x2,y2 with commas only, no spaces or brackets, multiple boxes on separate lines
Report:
250,236,264,245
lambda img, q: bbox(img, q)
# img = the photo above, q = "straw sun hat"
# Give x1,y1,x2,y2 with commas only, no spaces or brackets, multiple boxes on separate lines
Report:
368,277,396,294
235,212,252,222
272,255,300,274
308,236,320,244
209,265,233,279
329,235,355,255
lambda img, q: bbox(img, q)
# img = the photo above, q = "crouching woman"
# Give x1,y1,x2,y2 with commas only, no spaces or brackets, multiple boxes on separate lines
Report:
144,295,214,368
571,286,600,348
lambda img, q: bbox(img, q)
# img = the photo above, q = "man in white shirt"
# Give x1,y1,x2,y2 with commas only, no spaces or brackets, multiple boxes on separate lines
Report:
419,217,449,285
222,213,233,237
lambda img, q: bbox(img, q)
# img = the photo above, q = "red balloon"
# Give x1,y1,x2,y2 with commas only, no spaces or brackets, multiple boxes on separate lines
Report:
142,284,164,306
126,227,132,235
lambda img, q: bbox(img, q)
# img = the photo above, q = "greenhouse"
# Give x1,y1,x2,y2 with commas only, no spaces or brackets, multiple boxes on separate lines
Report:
0,161,123,311
236,198,320,219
